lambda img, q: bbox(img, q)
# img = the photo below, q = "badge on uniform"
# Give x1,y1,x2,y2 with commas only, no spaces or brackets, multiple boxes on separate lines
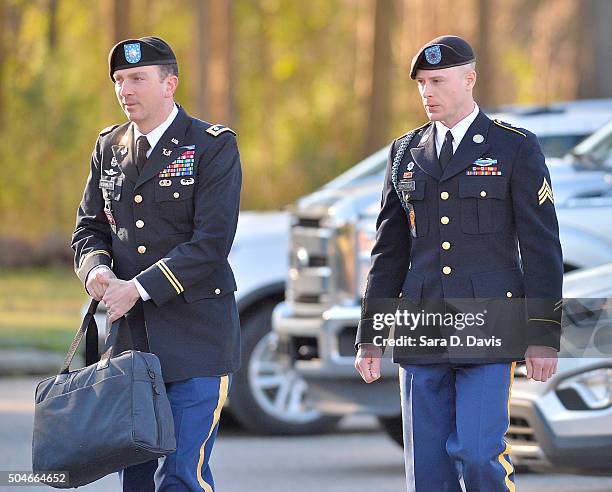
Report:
408,204,417,237
104,202,117,234
124,43,141,64
424,45,442,65
159,145,196,178
466,158,502,176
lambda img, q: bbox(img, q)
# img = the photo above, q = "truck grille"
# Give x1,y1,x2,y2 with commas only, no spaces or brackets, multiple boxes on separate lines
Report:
507,416,536,444
287,214,334,315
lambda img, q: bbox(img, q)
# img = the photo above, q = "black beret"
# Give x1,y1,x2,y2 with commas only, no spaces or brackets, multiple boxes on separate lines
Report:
410,35,475,79
108,36,177,81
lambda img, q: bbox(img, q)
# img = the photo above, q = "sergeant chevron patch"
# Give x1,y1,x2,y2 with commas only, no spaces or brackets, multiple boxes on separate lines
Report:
538,177,554,205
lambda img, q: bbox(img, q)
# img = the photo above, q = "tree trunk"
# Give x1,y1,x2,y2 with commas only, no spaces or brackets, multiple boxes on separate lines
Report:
192,0,208,119
112,0,131,44
473,0,493,107
363,0,395,155
0,0,5,130
48,0,59,50
576,0,612,98
204,0,234,125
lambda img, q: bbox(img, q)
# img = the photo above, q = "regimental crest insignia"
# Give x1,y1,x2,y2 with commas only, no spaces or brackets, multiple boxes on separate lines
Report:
424,45,442,65
124,43,141,64
538,177,554,205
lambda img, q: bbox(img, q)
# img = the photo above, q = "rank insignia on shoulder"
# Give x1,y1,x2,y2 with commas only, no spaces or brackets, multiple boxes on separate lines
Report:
99,124,120,136
493,119,526,138
206,124,236,137
538,177,554,205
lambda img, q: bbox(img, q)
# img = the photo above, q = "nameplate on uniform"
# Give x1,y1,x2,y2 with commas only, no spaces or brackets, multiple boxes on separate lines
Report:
99,178,115,190
397,179,416,192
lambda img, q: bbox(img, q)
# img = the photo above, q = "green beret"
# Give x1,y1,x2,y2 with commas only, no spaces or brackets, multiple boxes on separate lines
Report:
108,36,177,81
410,35,475,79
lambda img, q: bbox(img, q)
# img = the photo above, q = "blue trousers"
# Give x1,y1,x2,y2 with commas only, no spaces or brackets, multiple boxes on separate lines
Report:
119,374,232,492
399,363,516,492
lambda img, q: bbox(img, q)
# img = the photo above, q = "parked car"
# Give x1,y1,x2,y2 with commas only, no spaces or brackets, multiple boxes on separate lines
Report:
507,263,612,474
273,106,612,449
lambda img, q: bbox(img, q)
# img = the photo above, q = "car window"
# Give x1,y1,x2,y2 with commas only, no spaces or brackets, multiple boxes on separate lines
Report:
570,121,612,168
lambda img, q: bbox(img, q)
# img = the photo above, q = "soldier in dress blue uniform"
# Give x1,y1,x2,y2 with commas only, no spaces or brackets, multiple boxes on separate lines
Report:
355,36,563,491
71,36,241,491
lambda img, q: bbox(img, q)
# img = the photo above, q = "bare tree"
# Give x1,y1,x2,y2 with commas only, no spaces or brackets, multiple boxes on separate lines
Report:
473,0,493,106
112,0,131,44
192,0,208,119
0,0,5,130
48,0,59,50
204,0,234,124
576,0,612,98
363,0,396,155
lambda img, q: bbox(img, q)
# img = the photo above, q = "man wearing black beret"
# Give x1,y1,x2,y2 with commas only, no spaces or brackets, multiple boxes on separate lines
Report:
72,36,241,491
355,35,563,491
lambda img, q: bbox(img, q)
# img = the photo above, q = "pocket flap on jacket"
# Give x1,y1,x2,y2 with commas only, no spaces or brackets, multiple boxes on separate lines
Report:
471,267,524,300
459,176,508,199
407,180,426,201
154,181,195,202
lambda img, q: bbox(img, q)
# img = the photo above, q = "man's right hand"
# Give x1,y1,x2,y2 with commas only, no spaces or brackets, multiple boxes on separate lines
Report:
86,267,117,301
355,343,384,383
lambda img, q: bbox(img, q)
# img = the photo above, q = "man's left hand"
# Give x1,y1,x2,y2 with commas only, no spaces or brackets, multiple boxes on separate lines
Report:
524,345,558,382
101,278,141,323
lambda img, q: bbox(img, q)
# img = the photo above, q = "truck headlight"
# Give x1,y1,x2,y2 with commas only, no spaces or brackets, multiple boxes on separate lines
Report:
556,367,612,410
356,218,377,296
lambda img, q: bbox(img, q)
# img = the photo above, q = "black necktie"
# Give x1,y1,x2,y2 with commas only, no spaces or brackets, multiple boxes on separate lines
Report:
439,129,453,171
135,136,150,174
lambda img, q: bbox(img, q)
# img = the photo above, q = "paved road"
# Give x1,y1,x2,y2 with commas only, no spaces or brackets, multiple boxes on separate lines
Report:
2,377,612,491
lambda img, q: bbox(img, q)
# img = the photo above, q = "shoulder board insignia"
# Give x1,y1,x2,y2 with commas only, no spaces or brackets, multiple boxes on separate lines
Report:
206,124,236,137
493,119,526,138
398,121,431,140
99,124,120,136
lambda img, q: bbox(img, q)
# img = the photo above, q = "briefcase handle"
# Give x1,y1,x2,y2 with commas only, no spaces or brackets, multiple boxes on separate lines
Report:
59,299,103,374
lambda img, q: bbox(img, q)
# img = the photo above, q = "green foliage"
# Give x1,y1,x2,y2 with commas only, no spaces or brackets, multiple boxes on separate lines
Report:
0,0,593,248
0,267,85,352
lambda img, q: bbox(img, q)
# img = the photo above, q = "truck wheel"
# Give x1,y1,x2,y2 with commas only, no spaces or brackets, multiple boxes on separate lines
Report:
229,302,341,435
378,415,404,447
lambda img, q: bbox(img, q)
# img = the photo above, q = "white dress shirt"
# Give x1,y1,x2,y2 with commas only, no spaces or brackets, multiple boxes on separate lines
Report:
434,102,479,157
87,104,179,301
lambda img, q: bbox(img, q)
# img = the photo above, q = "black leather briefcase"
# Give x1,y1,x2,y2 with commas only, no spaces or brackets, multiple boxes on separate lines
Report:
32,299,176,488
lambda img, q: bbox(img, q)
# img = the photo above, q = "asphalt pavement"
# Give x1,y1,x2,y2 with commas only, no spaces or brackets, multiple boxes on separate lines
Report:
2,376,612,491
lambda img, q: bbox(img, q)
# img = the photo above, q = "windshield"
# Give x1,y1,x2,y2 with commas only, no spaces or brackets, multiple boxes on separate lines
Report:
323,146,388,190
569,120,612,169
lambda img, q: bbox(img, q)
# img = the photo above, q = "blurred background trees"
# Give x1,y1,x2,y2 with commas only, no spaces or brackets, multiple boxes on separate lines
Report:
0,0,611,265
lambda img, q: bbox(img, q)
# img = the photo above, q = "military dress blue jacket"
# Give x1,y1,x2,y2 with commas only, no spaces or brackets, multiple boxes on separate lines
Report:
72,106,242,381
356,110,563,363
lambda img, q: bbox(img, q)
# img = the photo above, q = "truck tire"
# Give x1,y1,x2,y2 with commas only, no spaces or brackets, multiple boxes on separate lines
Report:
378,415,404,447
229,302,341,435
